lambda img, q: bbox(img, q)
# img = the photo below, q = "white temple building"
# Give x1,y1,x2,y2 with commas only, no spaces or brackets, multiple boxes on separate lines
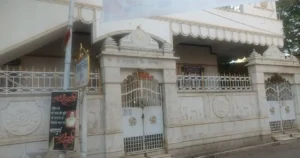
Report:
1,0,300,158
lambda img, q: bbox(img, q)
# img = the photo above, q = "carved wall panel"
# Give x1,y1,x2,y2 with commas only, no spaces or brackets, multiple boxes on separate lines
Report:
1,101,42,136
212,96,230,118
86,97,104,134
206,93,258,119
0,97,51,142
178,97,204,122
234,95,259,117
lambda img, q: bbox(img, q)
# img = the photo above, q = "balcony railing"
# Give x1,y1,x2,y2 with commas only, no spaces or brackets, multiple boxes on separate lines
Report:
177,74,252,92
0,69,101,95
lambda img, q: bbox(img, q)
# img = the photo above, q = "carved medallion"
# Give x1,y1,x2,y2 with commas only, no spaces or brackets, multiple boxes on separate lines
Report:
1,101,42,136
212,96,230,118
150,116,157,124
129,117,137,126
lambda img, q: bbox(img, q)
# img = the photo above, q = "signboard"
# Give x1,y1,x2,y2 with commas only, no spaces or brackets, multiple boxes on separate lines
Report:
75,55,90,88
48,91,78,151
102,0,275,22
184,64,204,75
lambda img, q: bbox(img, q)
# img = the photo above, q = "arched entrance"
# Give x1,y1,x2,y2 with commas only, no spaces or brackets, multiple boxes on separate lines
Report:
121,71,164,154
265,74,295,132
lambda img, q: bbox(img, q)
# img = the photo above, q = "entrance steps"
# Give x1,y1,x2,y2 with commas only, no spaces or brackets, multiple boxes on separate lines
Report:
287,130,300,138
272,130,300,141
123,154,171,158
148,154,171,158
122,149,171,158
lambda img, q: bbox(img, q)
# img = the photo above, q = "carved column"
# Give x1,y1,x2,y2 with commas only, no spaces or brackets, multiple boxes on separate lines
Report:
100,37,124,158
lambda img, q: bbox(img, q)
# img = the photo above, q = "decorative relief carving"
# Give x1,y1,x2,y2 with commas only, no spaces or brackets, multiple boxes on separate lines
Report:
120,27,160,50
234,95,258,117
1,101,42,136
263,46,285,60
150,116,157,124
129,117,137,126
285,106,290,113
179,97,204,121
212,96,230,118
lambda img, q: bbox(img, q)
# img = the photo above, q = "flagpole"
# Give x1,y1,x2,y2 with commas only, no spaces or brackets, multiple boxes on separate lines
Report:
60,0,74,157
63,0,74,91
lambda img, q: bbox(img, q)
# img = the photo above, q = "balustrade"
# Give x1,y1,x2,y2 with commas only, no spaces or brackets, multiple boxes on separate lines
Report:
177,74,252,92
0,68,101,94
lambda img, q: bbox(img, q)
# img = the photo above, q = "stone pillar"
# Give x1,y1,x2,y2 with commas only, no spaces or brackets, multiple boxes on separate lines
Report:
292,73,300,129
162,63,183,151
100,38,124,158
248,66,271,135
247,50,271,136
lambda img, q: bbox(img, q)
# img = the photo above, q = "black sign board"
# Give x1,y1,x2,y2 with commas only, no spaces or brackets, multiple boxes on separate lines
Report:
183,64,204,75
48,91,78,151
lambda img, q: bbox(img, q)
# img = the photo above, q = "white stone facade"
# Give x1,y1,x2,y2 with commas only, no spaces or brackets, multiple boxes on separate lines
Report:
0,1,299,158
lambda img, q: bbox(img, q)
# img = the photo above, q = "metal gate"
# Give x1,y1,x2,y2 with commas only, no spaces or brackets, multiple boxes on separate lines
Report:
265,74,295,132
121,71,164,154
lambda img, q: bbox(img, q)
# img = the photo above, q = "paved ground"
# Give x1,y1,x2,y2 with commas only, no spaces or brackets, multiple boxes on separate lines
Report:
218,140,300,158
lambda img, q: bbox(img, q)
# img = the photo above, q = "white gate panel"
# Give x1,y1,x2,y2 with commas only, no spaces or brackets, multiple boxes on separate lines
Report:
143,106,163,135
123,108,143,138
267,101,281,122
281,100,296,120
121,71,164,153
265,74,295,132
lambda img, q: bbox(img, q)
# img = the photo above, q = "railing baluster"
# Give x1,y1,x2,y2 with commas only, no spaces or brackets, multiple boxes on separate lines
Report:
176,74,252,92
0,68,101,95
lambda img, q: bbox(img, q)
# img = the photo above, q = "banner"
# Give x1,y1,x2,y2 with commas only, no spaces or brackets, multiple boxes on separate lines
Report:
102,0,274,22
48,91,78,151
75,55,90,88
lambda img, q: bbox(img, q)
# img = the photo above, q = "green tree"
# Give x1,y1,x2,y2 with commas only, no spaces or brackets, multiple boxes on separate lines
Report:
276,0,300,55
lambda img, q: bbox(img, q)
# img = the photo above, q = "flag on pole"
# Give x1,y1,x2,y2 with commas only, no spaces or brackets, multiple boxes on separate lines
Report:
63,27,71,50
102,0,275,22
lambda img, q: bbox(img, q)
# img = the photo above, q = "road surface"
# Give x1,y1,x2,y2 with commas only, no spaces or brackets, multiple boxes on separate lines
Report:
218,140,300,158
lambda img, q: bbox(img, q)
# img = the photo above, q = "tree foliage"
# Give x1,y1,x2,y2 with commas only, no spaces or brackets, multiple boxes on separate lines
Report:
276,0,300,55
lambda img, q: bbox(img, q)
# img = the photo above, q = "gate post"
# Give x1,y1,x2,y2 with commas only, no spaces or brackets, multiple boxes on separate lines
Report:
162,68,182,150
292,74,300,130
247,50,271,136
100,37,125,158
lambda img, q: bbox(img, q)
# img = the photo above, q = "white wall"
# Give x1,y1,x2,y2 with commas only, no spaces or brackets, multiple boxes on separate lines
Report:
167,91,263,156
0,94,105,158
175,45,218,74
